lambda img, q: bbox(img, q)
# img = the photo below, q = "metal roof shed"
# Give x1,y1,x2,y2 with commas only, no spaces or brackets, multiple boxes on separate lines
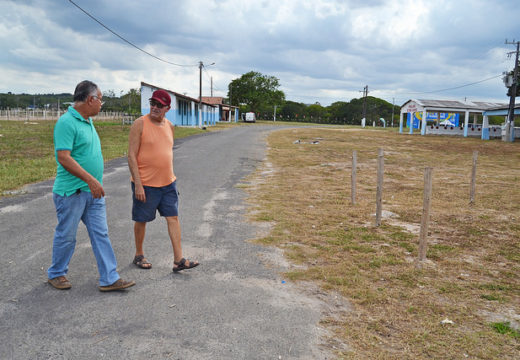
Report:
399,99,507,139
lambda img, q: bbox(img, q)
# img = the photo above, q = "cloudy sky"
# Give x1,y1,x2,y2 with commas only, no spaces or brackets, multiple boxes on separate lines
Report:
1,0,519,106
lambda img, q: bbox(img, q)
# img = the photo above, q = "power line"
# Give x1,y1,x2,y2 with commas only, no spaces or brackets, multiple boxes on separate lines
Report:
403,74,502,95
202,65,225,95
285,73,504,104
202,66,219,89
68,0,197,67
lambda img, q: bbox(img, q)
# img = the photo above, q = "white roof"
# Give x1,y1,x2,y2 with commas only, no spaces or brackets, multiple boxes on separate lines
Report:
401,99,507,113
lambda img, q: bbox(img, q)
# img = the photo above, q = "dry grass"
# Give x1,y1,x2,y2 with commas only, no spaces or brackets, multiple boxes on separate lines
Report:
245,127,520,359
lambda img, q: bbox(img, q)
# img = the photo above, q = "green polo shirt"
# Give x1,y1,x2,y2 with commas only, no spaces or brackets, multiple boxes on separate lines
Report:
52,106,104,196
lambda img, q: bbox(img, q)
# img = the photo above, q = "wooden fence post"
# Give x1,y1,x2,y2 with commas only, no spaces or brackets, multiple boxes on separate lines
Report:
351,150,357,205
417,167,433,267
375,148,384,226
470,151,478,204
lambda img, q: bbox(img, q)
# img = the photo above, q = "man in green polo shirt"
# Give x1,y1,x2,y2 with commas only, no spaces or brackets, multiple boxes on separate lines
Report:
48,80,135,292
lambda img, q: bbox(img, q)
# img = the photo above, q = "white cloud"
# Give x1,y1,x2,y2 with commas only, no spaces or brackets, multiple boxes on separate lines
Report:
0,0,518,105
350,0,431,48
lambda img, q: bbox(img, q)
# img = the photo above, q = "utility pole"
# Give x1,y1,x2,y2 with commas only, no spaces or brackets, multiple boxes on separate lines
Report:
504,39,519,142
199,61,203,128
211,77,213,97
274,104,277,122
361,85,368,125
391,97,395,127
229,85,232,122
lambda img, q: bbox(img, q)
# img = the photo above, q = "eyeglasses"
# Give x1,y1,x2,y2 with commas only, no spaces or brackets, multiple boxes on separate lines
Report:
92,95,105,106
149,100,166,109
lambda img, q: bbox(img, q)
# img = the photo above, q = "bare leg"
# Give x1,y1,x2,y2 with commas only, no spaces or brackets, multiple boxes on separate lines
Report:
165,216,183,262
166,216,200,269
134,221,147,255
133,221,151,269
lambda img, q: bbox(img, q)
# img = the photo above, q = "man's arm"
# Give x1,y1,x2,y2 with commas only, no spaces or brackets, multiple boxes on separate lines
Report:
127,118,145,202
170,121,176,170
170,121,175,145
57,150,105,198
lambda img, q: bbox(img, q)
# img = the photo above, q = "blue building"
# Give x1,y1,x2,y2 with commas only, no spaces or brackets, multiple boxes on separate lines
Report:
399,99,509,139
140,82,218,127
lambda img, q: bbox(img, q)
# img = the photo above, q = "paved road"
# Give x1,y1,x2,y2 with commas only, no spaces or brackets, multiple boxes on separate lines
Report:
0,125,334,359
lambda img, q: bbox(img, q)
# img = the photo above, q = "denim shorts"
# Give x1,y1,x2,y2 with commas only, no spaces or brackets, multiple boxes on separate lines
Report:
132,181,179,222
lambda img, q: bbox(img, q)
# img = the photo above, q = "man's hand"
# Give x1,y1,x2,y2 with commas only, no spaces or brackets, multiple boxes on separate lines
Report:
134,183,146,202
87,178,105,198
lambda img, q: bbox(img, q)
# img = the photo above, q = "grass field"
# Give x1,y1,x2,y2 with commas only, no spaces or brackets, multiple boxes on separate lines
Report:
0,119,207,195
245,126,520,359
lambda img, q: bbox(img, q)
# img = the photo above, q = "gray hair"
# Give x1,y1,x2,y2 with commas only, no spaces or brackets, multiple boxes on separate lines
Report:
73,80,99,103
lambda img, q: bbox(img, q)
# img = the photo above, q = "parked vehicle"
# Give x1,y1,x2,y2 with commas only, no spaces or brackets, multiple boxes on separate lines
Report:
244,112,256,123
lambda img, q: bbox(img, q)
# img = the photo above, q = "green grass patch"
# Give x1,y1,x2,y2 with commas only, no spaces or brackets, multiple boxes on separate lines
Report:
399,241,416,253
256,236,278,245
428,244,457,260
343,244,376,253
284,270,308,281
480,294,502,301
390,230,415,241
490,322,520,338
255,212,275,222
438,282,464,294
478,283,511,291
503,251,520,263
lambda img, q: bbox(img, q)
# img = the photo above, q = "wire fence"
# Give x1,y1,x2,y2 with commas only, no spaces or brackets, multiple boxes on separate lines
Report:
0,109,130,121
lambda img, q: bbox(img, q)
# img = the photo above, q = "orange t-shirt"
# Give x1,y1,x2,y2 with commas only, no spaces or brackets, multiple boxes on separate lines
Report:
135,114,176,187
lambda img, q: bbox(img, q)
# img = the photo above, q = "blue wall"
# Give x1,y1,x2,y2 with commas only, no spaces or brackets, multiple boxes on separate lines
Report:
141,84,216,126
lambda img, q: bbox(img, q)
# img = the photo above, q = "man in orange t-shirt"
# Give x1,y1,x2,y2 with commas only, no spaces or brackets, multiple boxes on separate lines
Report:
127,89,199,272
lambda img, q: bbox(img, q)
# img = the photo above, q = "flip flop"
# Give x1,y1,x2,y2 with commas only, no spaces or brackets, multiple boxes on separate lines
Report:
133,255,152,269
172,258,199,272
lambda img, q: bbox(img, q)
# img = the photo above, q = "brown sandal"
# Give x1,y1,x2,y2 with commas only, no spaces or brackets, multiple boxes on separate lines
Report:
133,255,152,269
172,258,199,272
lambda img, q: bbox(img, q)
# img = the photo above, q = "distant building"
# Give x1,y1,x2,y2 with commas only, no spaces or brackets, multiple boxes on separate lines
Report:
201,96,239,122
399,99,514,140
140,81,219,127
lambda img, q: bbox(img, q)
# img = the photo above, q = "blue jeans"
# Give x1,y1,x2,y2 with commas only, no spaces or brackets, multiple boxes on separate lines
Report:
47,191,120,286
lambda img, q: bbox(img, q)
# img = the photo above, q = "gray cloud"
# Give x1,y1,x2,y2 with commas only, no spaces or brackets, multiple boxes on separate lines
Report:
0,0,518,105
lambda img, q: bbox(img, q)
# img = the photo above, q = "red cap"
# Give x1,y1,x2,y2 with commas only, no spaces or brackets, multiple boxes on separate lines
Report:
150,89,171,106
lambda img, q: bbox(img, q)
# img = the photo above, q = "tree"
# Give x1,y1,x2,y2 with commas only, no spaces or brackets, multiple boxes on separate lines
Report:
120,88,141,114
328,101,350,123
280,101,306,121
228,71,285,114
306,103,324,117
